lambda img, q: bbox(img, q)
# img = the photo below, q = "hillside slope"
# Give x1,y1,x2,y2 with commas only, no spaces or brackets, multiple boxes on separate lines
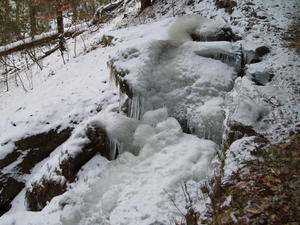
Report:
0,0,299,224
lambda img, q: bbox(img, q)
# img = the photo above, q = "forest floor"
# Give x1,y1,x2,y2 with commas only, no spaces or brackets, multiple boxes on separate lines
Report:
283,20,300,52
204,133,300,225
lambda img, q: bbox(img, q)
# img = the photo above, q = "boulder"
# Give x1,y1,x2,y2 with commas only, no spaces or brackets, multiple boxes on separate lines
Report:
255,46,270,57
248,71,274,86
0,127,72,214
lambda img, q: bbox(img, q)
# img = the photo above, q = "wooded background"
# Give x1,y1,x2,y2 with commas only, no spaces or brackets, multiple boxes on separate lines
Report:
0,0,112,46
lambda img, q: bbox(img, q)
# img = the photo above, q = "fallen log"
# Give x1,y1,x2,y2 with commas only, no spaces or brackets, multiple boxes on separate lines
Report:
91,0,125,25
0,29,86,58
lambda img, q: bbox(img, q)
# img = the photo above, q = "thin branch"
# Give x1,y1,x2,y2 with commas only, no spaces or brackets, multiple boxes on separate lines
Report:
163,189,185,217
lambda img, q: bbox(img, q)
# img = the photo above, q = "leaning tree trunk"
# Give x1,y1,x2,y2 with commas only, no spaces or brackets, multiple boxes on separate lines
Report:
140,0,152,11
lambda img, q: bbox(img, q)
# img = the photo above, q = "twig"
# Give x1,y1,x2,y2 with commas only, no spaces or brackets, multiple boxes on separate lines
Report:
25,48,43,70
16,73,27,92
163,189,185,217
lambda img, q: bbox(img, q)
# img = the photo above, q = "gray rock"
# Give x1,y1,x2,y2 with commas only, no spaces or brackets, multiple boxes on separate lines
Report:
249,71,274,86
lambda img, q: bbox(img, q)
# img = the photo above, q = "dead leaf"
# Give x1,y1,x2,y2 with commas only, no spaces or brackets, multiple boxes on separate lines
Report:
246,207,261,214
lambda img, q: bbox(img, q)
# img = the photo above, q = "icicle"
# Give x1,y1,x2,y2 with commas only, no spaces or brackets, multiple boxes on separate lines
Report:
128,94,144,120
186,115,224,145
109,138,122,160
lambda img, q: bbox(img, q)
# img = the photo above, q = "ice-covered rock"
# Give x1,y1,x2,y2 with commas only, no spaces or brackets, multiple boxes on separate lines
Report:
109,40,241,143
224,77,271,149
56,109,217,225
168,15,239,42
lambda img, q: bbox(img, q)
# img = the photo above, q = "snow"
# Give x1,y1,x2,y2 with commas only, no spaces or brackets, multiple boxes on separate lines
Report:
1,109,217,225
228,77,270,129
110,40,239,143
168,15,207,41
0,142,15,160
223,137,258,181
88,112,139,156
0,0,299,224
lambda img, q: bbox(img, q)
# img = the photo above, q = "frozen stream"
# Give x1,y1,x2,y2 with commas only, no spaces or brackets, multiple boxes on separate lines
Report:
54,18,242,224
0,15,242,225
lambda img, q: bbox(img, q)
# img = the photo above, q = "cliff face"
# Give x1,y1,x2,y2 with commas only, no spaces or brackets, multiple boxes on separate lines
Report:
0,0,299,224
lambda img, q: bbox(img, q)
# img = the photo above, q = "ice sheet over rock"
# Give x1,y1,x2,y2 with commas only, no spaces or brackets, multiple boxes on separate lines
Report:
58,108,217,225
109,40,241,143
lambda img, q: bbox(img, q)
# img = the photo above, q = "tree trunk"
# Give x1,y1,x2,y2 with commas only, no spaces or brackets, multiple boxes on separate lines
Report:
29,2,37,38
70,0,78,23
140,0,152,11
56,0,66,51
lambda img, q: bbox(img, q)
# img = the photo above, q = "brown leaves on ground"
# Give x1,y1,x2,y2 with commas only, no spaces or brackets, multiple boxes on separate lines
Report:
282,21,300,53
207,133,300,225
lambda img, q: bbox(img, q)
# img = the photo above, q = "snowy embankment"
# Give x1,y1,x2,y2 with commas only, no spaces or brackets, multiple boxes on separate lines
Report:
0,0,299,224
0,1,227,223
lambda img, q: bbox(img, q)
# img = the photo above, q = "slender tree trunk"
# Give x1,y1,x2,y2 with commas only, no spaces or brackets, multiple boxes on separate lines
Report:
29,1,37,38
70,0,78,23
3,0,11,42
56,0,66,51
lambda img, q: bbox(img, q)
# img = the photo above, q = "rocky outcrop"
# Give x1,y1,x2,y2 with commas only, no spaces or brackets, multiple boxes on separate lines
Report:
0,127,72,214
107,58,133,99
0,173,25,216
108,40,242,145
14,128,73,174
192,27,241,42
60,125,111,182
248,71,274,86
0,127,72,171
25,123,112,211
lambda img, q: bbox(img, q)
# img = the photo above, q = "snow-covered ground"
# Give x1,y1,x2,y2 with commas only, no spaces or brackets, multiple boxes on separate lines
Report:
0,0,299,224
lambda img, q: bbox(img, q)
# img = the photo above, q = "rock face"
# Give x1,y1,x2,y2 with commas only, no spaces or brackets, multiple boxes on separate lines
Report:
0,173,25,216
0,127,72,214
60,125,111,182
14,128,73,174
25,123,111,211
194,27,240,42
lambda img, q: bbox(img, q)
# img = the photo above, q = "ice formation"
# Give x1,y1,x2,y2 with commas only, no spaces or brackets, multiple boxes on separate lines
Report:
226,77,270,131
88,112,140,156
110,40,241,143
56,109,217,225
168,15,207,41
